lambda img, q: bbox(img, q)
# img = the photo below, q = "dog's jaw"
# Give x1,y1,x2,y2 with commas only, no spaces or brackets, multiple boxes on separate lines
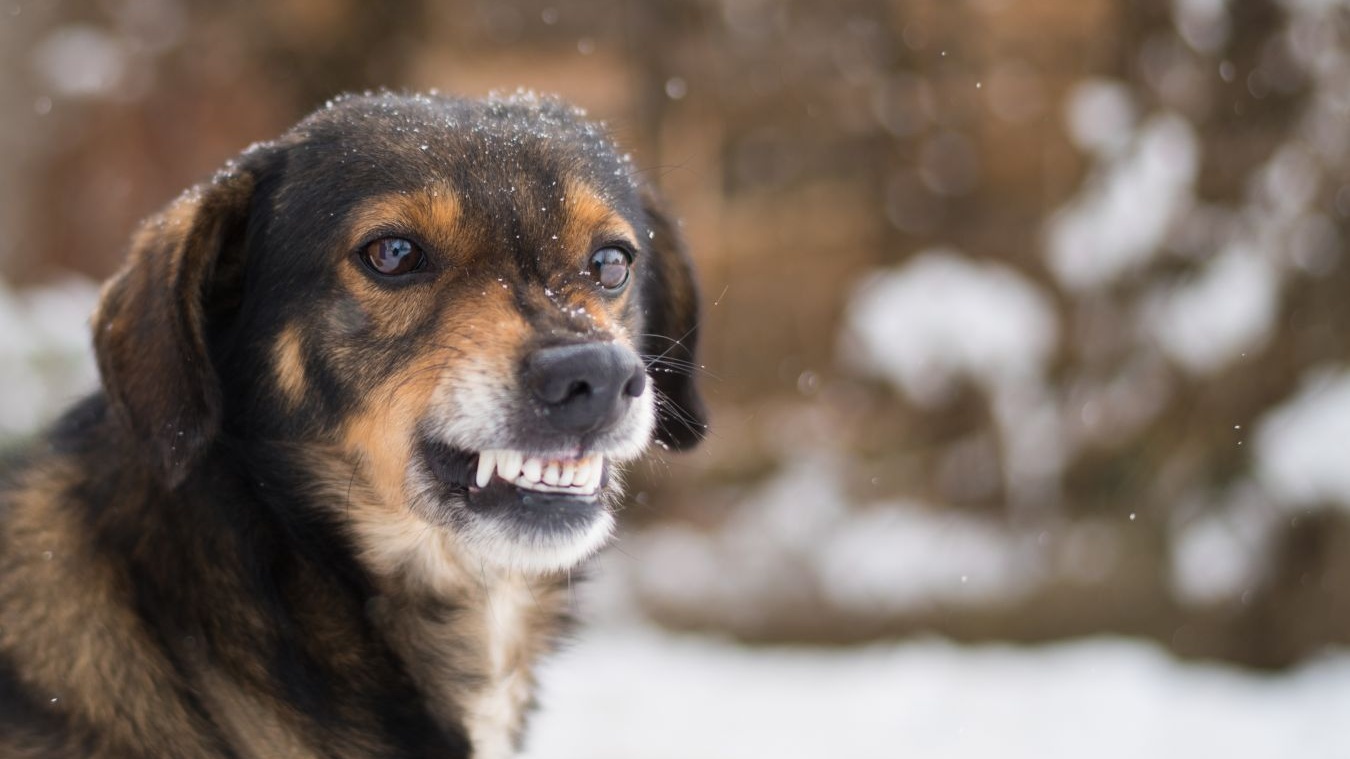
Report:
457,490,617,575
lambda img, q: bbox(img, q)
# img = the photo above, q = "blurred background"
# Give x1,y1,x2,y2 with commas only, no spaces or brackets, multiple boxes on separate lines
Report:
2,0,1349,755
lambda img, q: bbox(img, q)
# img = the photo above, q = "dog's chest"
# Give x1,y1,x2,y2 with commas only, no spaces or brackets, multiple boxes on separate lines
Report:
378,572,553,759
462,579,540,759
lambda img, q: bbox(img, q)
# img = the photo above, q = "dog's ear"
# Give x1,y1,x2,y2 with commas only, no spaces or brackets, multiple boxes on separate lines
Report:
93,155,268,488
639,190,708,450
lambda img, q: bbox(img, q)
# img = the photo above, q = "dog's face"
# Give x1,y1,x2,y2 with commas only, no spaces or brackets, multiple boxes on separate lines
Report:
91,93,706,574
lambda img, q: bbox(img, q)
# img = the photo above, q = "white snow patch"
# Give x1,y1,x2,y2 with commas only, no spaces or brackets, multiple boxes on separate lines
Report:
989,382,1067,511
817,502,1037,613
627,453,1040,621
842,250,1058,407
630,454,851,624
522,624,1350,759
1064,79,1137,156
30,25,130,98
842,252,1065,508
1169,484,1277,604
0,277,100,440
1254,143,1322,218
1282,0,1350,19
1047,113,1199,292
1140,246,1278,376
1255,367,1350,510
1172,0,1231,54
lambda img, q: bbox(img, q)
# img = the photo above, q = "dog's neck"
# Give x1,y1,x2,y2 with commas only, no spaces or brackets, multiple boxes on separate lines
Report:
352,511,571,759
307,448,572,759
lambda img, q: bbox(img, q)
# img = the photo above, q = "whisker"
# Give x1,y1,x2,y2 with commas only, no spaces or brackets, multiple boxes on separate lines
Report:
643,322,702,366
523,574,545,614
642,355,719,381
650,386,709,440
345,451,362,518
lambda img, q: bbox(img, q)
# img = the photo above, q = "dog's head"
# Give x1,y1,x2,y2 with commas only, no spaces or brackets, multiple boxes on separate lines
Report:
92,92,706,573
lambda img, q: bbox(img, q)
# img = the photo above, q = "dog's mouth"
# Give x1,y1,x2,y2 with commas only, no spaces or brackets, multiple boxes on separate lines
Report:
417,439,617,571
419,440,612,500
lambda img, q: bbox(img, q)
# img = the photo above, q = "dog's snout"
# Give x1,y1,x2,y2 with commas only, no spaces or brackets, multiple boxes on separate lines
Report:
525,343,646,434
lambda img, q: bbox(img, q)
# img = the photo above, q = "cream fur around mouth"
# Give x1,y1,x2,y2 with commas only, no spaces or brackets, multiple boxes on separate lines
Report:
474,450,604,496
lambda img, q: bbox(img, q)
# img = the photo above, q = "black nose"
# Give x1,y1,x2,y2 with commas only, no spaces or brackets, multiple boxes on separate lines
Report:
524,343,647,435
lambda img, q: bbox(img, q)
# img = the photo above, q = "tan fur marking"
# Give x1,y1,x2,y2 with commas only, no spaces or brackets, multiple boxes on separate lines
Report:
431,295,532,406
273,325,308,408
345,187,463,254
561,180,638,250
341,386,432,513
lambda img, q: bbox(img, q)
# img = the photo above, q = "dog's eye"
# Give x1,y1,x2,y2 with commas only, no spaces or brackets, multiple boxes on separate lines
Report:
362,237,425,276
589,247,632,291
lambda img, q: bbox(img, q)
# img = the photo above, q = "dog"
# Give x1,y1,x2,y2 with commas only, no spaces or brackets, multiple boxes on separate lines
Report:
0,91,706,758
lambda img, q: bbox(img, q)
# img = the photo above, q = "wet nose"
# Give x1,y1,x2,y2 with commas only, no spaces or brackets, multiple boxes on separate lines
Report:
523,343,647,435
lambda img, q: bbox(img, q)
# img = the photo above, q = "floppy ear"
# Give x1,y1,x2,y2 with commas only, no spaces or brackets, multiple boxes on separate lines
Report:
639,190,709,450
93,162,261,488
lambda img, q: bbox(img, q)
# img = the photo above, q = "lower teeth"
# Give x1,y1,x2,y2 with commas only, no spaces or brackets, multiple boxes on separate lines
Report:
512,476,597,496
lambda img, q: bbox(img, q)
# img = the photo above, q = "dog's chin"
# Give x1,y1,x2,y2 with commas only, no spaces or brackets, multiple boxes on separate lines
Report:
415,440,620,574
460,482,616,574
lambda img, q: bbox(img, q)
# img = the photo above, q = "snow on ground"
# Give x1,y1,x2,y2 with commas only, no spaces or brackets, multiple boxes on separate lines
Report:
522,623,1349,759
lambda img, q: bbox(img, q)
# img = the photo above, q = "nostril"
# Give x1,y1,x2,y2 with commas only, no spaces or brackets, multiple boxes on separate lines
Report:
532,374,574,406
566,379,593,401
623,368,647,398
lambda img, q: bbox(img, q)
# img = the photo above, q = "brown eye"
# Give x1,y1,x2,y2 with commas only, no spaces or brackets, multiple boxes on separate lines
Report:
589,246,632,291
362,237,424,276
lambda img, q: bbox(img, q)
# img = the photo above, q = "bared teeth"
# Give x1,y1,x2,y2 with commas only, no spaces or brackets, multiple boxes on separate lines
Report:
472,450,605,496
475,451,496,488
582,458,602,491
497,450,523,482
522,457,542,483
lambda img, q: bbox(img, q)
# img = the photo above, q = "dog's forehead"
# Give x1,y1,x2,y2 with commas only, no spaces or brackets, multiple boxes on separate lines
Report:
283,93,641,212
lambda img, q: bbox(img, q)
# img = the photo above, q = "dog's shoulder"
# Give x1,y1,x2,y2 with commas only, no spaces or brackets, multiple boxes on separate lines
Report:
0,395,210,756
0,398,470,757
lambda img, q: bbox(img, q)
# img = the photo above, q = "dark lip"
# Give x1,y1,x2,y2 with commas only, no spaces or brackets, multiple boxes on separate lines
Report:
419,438,477,493
417,438,610,534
